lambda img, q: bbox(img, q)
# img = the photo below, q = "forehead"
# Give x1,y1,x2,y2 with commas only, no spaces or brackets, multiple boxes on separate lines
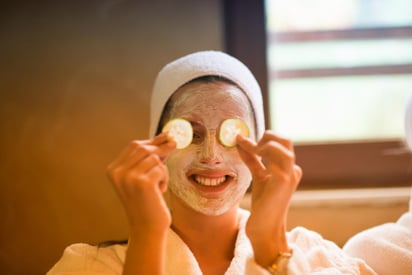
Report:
168,81,253,119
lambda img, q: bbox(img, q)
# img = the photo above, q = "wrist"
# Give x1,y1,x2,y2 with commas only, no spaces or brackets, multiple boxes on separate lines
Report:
250,227,289,268
124,227,168,275
253,243,291,268
128,224,168,246
266,250,293,274
130,224,168,236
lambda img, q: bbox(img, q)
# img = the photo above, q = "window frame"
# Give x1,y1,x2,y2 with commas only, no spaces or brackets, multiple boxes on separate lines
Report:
223,0,412,189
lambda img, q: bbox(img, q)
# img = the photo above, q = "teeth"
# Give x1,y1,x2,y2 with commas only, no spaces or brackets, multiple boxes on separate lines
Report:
195,175,227,186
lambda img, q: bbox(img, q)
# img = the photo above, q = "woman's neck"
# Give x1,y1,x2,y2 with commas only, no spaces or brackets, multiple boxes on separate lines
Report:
169,197,241,274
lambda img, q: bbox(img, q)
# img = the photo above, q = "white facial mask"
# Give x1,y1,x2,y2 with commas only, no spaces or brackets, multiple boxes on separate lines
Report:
165,81,255,216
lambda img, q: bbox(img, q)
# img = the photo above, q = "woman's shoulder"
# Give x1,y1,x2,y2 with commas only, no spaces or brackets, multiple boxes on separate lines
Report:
47,242,127,274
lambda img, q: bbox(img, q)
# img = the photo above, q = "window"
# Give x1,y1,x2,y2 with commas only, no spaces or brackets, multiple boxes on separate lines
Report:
223,0,412,189
266,0,412,143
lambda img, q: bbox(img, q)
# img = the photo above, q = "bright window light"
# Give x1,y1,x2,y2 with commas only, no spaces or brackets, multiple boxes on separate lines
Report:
266,0,412,144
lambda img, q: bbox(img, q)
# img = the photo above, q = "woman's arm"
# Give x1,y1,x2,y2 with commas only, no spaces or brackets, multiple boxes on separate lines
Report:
236,130,301,270
237,131,376,275
107,133,176,274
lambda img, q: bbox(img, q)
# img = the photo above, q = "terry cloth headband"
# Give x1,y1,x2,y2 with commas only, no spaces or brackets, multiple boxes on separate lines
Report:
405,92,412,152
149,50,265,139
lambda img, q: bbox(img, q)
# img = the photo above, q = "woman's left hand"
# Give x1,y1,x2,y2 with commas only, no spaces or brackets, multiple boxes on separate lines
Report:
236,130,302,267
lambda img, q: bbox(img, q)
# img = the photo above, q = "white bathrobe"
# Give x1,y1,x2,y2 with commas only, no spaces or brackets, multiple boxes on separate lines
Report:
343,189,412,275
48,209,375,275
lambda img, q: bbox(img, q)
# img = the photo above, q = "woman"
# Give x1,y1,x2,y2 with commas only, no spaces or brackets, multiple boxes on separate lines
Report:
343,94,412,275
48,51,375,274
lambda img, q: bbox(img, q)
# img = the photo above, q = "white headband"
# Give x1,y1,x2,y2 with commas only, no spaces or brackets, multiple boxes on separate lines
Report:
149,51,265,139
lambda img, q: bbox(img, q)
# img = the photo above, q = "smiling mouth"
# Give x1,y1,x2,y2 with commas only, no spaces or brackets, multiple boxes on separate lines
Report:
192,175,231,186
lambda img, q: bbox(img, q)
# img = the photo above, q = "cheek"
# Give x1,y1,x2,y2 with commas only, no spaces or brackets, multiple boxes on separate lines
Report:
235,160,251,178
166,148,196,174
225,151,250,175
226,150,251,174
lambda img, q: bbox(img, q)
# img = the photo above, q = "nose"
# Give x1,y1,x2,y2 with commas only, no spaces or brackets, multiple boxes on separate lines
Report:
199,129,223,165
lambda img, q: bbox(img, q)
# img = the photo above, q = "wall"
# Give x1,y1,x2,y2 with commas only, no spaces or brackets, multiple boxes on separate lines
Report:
0,1,223,274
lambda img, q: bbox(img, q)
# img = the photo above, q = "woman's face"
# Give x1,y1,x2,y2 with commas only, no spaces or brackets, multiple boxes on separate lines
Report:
164,81,255,216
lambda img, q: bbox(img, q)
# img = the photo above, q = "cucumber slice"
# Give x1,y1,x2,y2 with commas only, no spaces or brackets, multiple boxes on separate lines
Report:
219,118,249,147
162,118,193,149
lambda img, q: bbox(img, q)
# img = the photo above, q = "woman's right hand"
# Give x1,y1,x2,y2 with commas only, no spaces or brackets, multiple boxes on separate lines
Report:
106,132,176,234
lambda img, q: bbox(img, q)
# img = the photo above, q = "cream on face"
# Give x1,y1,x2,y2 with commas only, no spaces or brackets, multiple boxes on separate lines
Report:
164,81,255,216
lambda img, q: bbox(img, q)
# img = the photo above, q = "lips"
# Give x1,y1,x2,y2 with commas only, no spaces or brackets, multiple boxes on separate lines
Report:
188,170,235,188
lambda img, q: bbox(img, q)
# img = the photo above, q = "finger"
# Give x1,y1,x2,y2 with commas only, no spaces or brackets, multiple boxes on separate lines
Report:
156,140,177,161
151,132,170,146
294,164,303,182
106,140,152,183
136,160,168,193
137,153,164,174
149,164,169,193
237,133,293,170
107,140,148,177
236,135,266,173
121,154,164,187
236,134,256,153
257,140,295,170
114,133,169,167
140,163,167,186
109,134,174,175
258,130,294,151
150,132,177,161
